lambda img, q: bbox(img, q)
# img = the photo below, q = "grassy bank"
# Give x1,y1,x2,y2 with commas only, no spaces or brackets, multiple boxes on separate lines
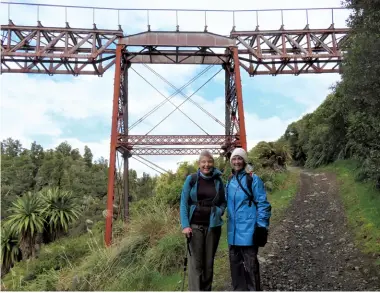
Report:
318,160,380,258
266,168,300,224
2,203,185,291
2,170,300,291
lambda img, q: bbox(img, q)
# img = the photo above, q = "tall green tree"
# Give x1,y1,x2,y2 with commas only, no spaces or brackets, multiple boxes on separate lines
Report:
136,172,157,200
248,140,291,170
155,162,196,205
30,142,44,170
342,0,380,114
40,188,81,242
30,141,44,186
61,160,91,196
84,146,93,167
35,150,56,189
1,138,23,157
88,163,108,198
6,193,45,259
70,148,81,161
12,152,35,195
340,0,380,179
56,141,72,157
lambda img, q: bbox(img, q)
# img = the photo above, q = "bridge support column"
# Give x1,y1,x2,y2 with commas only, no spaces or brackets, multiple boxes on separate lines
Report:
121,58,131,223
224,47,247,156
232,47,247,151
105,45,131,246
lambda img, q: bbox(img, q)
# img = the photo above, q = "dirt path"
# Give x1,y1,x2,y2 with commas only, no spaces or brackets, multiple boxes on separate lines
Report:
259,170,380,291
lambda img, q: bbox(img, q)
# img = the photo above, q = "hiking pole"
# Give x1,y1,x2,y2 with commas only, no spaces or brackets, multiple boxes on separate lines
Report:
181,235,192,291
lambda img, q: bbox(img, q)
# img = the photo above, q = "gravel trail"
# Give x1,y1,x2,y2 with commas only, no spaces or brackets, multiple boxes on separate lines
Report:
259,170,380,291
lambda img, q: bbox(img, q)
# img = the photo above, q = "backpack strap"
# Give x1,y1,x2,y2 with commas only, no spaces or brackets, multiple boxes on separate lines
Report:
212,176,225,207
189,173,197,188
236,173,257,208
188,173,197,205
245,173,257,208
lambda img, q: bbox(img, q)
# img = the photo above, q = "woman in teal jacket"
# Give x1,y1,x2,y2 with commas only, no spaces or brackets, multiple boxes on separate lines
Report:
180,150,226,291
226,148,271,291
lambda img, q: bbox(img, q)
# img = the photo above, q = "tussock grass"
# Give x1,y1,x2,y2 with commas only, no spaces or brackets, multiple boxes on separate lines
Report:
1,232,99,291
56,202,183,291
3,201,183,291
145,233,183,274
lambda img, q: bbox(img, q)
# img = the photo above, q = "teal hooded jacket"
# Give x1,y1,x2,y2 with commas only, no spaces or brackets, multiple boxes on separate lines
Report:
180,168,226,229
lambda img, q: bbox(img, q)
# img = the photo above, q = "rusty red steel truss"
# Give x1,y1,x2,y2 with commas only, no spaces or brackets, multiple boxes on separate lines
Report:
119,135,237,146
1,22,121,75
1,23,349,75
234,25,350,75
122,148,226,156
117,135,238,156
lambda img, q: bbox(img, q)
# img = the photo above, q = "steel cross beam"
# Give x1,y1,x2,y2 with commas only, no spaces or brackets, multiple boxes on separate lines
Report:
116,135,238,156
1,22,350,76
118,135,237,146
120,147,226,156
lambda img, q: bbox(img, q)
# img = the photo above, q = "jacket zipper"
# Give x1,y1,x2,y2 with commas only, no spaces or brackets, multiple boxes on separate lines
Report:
233,175,236,245
233,173,244,245
209,179,219,228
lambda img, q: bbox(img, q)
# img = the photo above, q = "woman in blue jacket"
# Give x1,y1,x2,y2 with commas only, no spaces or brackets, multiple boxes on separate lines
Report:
180,150,226,291
226,148,272,291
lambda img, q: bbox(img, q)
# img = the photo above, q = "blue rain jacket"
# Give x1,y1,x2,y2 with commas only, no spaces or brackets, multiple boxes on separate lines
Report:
180,168,226,229
226,170,271,246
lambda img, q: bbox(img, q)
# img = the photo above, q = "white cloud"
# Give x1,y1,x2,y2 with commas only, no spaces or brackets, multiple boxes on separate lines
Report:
1,0,349,175
47,137,110,159
0,76,63,139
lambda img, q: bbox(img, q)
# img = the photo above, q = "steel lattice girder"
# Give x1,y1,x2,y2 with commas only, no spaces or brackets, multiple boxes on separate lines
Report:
232,26,350,75
1,23,121,75
118,147,225,155
117,134,237,146
1,24,350,76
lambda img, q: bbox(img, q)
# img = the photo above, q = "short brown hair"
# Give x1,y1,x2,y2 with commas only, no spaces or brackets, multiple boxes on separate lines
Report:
198,150,214,162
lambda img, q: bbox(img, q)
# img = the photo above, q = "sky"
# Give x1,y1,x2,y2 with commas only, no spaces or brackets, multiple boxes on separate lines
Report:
0,0,350,175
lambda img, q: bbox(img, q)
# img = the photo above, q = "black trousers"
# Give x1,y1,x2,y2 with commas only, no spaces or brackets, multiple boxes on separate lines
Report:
229,245,261,291
188,224,221,291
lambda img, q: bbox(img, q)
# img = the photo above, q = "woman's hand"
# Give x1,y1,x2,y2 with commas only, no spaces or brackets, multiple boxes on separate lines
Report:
182,227,192,238
254,226,268,247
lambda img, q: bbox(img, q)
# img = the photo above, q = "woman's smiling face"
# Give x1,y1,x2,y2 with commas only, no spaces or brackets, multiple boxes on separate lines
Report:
198,155,214,175
231,155,245,172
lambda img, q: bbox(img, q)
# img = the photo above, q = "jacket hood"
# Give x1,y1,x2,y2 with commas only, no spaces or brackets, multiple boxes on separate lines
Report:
231,168,247,175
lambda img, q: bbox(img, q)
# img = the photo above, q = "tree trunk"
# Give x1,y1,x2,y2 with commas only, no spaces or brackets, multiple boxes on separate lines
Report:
20,233,36,260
